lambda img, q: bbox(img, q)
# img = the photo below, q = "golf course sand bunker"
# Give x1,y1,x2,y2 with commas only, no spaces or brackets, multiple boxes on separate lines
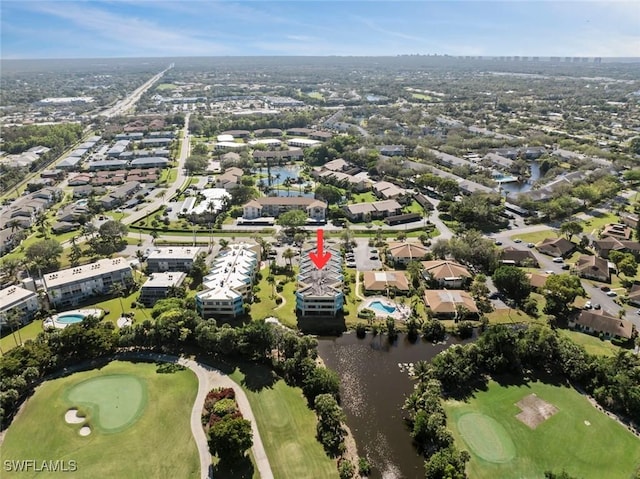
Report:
66,374,147,433
79,425,92,436
64,408,85,424
515,393,558,429
457,412,516,463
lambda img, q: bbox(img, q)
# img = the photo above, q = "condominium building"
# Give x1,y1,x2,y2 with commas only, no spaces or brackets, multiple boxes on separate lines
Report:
0,285,40,328
242,197,327,222
196,243,260,319
146,247,201,273
296,246,344,318
42,258,133,309
139,272,187,307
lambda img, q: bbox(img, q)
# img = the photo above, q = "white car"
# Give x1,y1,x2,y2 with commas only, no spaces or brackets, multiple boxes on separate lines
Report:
606,291,617,297
544,270,555,275
584,301,592,309
552,257,564,263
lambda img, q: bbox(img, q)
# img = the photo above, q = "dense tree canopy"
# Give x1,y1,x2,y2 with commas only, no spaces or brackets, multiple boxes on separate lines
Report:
25,239,63,273
492,265,531,304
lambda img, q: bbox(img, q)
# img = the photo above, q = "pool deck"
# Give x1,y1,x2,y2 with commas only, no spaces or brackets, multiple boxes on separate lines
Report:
359,296,411,320
43,308,105,330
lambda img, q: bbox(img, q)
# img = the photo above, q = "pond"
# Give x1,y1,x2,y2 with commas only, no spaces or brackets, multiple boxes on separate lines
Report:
499,161,542,194
317,333,469,479
255,164,303,186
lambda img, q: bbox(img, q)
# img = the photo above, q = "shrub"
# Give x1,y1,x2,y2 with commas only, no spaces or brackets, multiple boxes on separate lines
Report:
355,323,367,339
212,398,238,417
338,459,355,479
358,457,372,476
455,321,474,339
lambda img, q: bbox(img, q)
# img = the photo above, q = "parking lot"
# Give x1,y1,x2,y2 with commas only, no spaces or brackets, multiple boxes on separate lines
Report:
352,238,382,271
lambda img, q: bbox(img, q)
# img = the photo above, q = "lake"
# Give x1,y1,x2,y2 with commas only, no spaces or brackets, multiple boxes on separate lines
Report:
499,161,542,194
317,333,467,479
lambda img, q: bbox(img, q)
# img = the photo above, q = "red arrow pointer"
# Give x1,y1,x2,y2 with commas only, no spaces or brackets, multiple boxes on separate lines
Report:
309,229,332,270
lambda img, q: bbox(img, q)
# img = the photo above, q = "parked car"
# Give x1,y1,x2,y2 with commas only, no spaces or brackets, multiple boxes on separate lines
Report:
346,261,356,268
513,238,522,243
544,270,555,275
561,264,570,270
527,243,535,248
600,286,610,292
606,291,617,297
369,255,378,260
553,257,564,263
584,301,592,309
494,240,503,246
593,304,601,310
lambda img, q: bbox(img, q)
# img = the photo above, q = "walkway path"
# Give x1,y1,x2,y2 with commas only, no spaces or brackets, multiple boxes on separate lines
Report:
117,352,273,479
354,269,365,301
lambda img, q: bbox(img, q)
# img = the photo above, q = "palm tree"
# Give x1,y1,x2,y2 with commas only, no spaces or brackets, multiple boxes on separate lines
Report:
407,261,424,289
0,258,22,285
35,211,50,238
110,282,126,318
6,310,23,347
7,219,21,234
267,274,276,299
283,248,295,270
69,236,82,267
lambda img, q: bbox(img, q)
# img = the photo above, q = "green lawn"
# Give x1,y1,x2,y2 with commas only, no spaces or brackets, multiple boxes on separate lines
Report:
249,268,297,328
0,320,44,354
510,229,555,244
486,292,545,325
92,287,153,325
0,360,200,479
403,200,426,215
350,191,377,203
579,211,618,235
306,91,324,100
445,380,640,479
557,329,623,357
229,363,338,479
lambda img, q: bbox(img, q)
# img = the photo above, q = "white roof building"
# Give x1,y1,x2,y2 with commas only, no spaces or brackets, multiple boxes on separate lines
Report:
196,243,260,318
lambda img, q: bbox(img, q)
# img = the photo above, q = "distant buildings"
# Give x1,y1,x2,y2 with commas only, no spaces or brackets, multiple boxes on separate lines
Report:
242,197,327,222
42,258,133,309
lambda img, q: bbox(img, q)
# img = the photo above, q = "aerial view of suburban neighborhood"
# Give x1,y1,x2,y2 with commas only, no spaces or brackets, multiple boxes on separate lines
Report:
1,2,639,479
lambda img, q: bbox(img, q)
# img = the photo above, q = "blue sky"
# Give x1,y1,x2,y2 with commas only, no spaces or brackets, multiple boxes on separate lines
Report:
2,1,639,59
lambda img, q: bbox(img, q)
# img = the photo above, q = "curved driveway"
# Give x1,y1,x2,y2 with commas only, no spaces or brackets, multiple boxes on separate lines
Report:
117,352,273,479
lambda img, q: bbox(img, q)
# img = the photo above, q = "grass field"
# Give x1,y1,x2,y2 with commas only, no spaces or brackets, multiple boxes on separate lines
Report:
445,380,640,479
229,363,338,479
510,229,556,245
0,320,44,354
1,360,200,479
156,83,178,91
249,267,298,327
557,329,623,357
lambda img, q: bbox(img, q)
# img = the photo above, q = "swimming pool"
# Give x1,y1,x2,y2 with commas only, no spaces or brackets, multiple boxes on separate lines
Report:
43,309,104,330
56,313,86,324
369,300,396,315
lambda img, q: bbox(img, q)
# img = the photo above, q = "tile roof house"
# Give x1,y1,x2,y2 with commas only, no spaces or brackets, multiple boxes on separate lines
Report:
387,242,431,267
620,212,638,229
628,284,640,307
423,289,478,318
536,237,575,257
500,247,539,267
215,167,243,190
601,223,633,241
362,271,410,293
344,200,402,222
526,272,551,290
569,310,634,340
574,255,611,282
592,237,640,259
373,181,406,199
421,260,472,288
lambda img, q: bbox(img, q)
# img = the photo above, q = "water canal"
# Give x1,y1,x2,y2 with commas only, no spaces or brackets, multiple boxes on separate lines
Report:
317,333,467,479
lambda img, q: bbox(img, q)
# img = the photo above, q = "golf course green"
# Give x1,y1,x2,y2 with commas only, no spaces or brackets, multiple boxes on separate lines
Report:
1,361,200,479
445,380,640,479
66,374,147,433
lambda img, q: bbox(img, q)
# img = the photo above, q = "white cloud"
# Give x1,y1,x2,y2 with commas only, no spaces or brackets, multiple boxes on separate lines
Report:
24,2,233,56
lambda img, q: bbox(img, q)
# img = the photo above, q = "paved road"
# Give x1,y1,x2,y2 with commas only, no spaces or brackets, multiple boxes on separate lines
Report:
118,352,273,479
99,65,172,118
124,113,191,226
